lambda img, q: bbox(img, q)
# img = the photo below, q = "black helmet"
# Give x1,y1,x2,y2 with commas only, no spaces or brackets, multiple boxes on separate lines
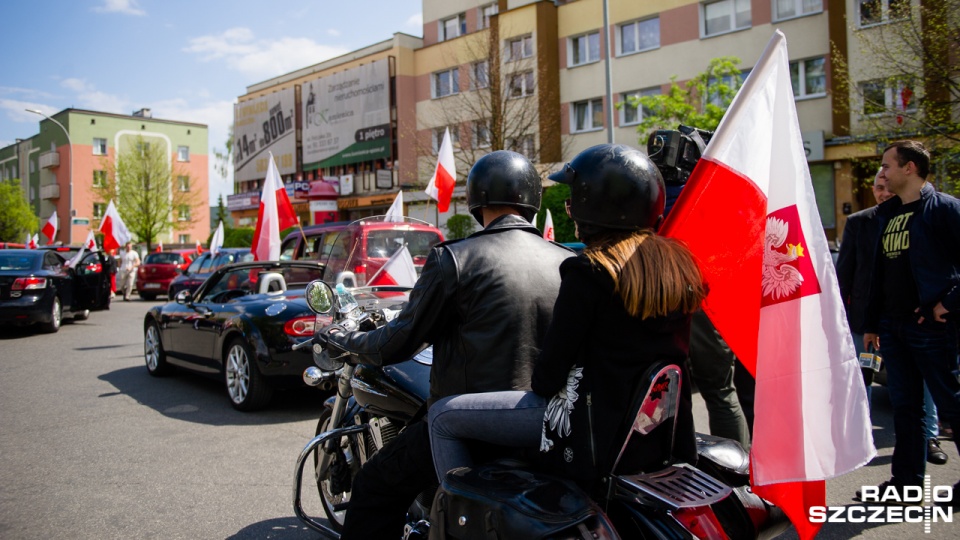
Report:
548,144,664,231
466,150,542,223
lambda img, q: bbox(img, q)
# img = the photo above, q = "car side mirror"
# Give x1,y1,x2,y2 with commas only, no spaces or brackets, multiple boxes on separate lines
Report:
304,280,334,314
175,290,193,305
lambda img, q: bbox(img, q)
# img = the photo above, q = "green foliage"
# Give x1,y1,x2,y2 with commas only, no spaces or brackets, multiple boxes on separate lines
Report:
444,214,476,240
540,184,576,243
0,180,37,242
223,227,254,247
623,56,744,139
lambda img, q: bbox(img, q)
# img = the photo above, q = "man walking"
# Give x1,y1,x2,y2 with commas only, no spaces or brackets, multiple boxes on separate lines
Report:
862,140,960,499
118,242,140,301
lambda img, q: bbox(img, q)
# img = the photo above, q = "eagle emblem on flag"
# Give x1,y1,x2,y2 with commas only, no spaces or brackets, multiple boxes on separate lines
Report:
761,205,821,307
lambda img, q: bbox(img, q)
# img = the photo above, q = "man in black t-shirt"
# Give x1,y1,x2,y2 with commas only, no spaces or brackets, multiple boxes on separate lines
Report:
862,141,960,501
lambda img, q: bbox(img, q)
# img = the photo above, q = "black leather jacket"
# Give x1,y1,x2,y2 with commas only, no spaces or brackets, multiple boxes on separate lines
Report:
329,214,574,403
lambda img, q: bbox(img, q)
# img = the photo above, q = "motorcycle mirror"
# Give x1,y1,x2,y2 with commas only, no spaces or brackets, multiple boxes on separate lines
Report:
302,366,325,387
305,280,334,314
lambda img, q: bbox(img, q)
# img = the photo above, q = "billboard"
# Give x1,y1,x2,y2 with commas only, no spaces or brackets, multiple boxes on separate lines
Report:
233,86,297,183
303,58,391,169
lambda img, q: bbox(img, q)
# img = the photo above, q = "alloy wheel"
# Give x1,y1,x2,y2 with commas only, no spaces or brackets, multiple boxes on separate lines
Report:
226,344,250,404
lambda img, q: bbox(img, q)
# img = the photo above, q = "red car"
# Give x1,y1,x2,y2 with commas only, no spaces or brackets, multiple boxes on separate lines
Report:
136,249,195,300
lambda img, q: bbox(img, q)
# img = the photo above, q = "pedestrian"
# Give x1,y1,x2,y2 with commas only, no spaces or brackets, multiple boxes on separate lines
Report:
322,151,574,539
861,140,960,501
118,242,140,301
428,144,706,494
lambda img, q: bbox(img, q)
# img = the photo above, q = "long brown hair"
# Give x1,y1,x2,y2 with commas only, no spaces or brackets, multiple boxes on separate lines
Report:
583,229,706,319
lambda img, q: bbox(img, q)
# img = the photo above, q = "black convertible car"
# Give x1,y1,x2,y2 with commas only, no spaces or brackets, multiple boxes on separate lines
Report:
143,260,326,411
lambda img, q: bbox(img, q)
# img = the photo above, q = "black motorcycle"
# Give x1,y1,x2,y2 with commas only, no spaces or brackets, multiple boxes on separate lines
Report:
293,217,790,540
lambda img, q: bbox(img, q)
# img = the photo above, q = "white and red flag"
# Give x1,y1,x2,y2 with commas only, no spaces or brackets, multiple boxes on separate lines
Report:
156,241,163,253
83,231,98,251
425,128,456,212
385,191,405,222
41,211,58,244
368,245,418,288
251,152,299,261
99,200,131,253
195,239,203,254
542,209,555,241
210,220,225,257
26,233,38,249
661,31,874,539
67,231,99,268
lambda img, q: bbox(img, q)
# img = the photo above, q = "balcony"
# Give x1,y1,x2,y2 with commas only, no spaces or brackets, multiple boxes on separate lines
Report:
39,150,60,169
40,184,60,200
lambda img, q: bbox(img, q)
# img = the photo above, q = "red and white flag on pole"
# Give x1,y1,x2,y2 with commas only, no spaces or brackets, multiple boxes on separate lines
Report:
368,245,418,288
42,211,58,244
542,209,555,241
195,239,203,254
26,233,37,249
156,241,163,253
251,152,299,261
67,231,99,268
661,31,874,540
210,220,225,257
99,200,132,253
83,231,98,251
385,191,404,222
425,128,456,212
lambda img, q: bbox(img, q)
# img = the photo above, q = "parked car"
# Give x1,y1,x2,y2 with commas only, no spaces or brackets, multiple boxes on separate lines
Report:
167,248,252,299
143,260,326,410
0,249,111,333
136,249,195,300
279,218,444,285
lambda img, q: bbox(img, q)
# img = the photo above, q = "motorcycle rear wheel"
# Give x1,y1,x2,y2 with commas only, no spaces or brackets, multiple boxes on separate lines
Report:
314,408,354,531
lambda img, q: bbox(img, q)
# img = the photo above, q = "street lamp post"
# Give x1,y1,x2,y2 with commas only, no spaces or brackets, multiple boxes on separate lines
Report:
27,109,73,244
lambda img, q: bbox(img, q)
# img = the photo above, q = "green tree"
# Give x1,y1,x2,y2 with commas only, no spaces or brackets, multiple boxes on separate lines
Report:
92,135,202,250
622,56,745,137
223,227,254,247
444,214,476,240
0,180,36,242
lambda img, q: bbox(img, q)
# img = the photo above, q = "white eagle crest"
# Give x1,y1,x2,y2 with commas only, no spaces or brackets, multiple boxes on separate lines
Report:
761,217,803,300
540,366,583,452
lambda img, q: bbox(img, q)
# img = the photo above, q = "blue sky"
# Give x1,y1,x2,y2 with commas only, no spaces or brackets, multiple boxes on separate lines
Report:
0,0,423,205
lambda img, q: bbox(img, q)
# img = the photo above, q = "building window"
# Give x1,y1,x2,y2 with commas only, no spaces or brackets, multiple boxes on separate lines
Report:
858,0,910,27
773,0,822,21
509,71,535,98
178,175,190,192
506,135,535,159
570,32,600,66
619,17,659,55
93,169,107,187
177,145,189,162
572,99,604,132
479,3,498,29
179,234,191,244
93,138,107,155
859,79,916,116
702,0,752,37
432,68,460,98
472,61,489,90
621,88,661,126
93,203,106,219
177,205,191,222
706,70,750,108
30,160,35,173
439,13,466,41
506,35,533,62
473,121,492,148
790,57,826,99
433,126,460,154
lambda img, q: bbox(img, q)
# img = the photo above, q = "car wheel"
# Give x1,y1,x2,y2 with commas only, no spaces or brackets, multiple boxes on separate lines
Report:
39,296,62,333
140,293,156,301
315,407,353,531
73,309,90,321
224,339,273,411
144,321,172,376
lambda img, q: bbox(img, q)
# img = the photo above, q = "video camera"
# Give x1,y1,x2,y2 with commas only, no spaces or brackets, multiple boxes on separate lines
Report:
646,125,714,185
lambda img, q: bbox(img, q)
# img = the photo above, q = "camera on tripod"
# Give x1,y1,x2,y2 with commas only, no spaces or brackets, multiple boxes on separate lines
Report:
646,125,714,185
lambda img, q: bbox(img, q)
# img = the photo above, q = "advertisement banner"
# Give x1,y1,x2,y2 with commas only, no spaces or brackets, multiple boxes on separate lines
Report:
303,58,391,169
233,87,297,183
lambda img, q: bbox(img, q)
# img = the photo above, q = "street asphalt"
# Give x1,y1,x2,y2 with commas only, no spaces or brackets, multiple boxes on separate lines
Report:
0,298,956,539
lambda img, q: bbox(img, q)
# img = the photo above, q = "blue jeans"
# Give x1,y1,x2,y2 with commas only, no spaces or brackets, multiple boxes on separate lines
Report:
880,315,960,487
428,391,546,481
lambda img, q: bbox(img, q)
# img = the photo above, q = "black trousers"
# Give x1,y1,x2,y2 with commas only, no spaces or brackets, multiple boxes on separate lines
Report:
340,420,436,539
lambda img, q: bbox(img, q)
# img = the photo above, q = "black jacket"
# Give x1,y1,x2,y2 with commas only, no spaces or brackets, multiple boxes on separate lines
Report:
864,183,960,331
330,214,574,403
531,256,697,493
836,206,881,334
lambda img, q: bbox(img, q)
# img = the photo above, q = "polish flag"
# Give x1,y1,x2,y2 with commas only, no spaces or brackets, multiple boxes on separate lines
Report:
210,220,225,256
542,209,555,241
368,245,418,288
83,231,98,251
156,241,163,253
99,200,132,253
41,211,58,244
251,152,299,261
27,233,38,249
661,31,874,539
196,239,203,254
425,128,456,212
385,191,404,222
67,232,98,268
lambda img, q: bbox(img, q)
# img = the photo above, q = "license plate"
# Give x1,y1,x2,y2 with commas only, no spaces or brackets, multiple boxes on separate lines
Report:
858,352,882,372
143,283,161,289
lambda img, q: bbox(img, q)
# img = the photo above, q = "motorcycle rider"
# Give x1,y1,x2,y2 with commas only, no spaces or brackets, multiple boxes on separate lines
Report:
428,144,705,494
323,150,575,539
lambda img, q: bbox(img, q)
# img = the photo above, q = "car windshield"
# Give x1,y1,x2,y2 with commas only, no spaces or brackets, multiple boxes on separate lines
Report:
200,263,325,302
144,253,184,265
366,230,443,260
0,253,39,271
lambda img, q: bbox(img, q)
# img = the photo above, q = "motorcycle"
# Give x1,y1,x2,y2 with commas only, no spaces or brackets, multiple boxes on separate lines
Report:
292,217,791,539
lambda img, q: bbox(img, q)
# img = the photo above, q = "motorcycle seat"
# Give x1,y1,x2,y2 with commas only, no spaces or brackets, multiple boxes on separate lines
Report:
695,433,750,476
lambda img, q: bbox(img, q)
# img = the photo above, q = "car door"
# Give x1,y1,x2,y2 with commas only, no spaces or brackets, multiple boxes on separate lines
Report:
73,252,111,311
163,278,221,373
42,252,75,309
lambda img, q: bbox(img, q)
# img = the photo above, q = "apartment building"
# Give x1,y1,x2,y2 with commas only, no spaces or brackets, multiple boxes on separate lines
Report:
0,108,209,246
